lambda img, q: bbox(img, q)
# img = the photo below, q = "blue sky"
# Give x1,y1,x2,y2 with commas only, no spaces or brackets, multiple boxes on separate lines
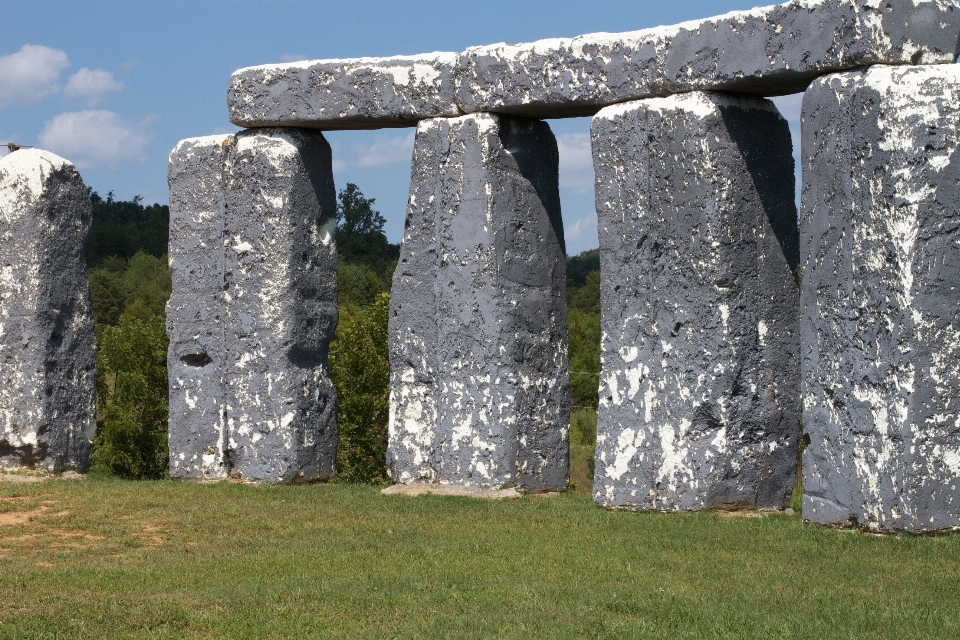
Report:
1,0,802,255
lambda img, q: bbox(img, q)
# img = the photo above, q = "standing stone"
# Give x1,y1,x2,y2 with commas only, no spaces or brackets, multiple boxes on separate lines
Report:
167,136,229,479
592,93,800,510
456,0,960,118
0,149,96,472
801,65,960,532
388,113,569,490
229,53,461,130
223,128,338,482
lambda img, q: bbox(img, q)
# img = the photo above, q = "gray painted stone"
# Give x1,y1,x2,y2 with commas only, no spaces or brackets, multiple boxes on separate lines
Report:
592,93,800,510
388,113,569,490
228,53,461,130
456,0,960,118
222,128,338,482
801,65,960,532
167,136,230,479
0,149,96,472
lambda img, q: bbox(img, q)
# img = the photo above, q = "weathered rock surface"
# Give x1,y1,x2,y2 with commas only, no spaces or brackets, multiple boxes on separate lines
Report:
166,129,338,482
592,93,800,510
0,149,96,472
228,53,461,130
801,65,960,532
167,136,230,479
388,113,569,490
457,0,960,118
222,128,339,482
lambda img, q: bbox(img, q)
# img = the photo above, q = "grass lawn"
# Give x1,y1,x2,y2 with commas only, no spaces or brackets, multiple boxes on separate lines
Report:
0,477,957,639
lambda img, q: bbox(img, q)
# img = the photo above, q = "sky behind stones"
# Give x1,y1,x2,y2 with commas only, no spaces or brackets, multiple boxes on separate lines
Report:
2,0,804,255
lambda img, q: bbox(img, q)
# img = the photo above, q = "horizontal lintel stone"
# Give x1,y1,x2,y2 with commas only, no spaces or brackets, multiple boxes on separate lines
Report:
228,52,461,130
456,0,960,118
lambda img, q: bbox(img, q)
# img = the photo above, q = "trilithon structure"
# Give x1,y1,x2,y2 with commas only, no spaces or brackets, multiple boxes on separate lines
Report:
157,0,960,516
0,149,96,472
591,93,800,510
167,129,339,482
387,113,569,490
801,65,960,532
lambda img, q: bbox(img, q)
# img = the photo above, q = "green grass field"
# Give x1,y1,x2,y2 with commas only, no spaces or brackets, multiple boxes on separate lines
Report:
1,477,957,639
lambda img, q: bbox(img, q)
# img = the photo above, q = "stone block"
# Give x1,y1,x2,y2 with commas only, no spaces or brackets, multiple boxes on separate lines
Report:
388,113,569,490
228,53,461,130
0,149,96,472
223,129,338,482
592,93,800,510
167,136,230,479
456,0,960,118
801,65,960,532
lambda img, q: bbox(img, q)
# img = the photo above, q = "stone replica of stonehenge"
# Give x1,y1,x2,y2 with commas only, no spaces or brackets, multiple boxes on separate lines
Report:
0,149,97,472
2,0,959,532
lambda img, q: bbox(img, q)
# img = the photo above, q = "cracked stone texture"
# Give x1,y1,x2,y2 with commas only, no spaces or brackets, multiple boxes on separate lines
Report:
167,136,230,479
801,65,960,532
456,0,960,119
388,113,569,490
0,149,96,472
228,53,461,130
591,93,800,511
222,128,339,482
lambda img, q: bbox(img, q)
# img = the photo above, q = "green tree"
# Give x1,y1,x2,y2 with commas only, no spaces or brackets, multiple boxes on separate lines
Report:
338,262,387,308
330,292,391,483
87,251,171,326
85,190,169,268
335,183,399,282
91,300,169,479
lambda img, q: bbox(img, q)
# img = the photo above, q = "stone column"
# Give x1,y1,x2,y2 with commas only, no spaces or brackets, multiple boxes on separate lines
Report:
801,65,960,532
0,149,96,472
167,136,229,479
223,129,338,482
388,113,569,490
166,129,338,482
591,93,800,510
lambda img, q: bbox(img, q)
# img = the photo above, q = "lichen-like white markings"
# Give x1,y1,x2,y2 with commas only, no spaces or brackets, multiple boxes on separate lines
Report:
456,0,960,119
166,129,338,483
228,52,461,130
592,92,800,511
801,65,960,532
387,113,569,490
0,149,96,472
167,136,231,479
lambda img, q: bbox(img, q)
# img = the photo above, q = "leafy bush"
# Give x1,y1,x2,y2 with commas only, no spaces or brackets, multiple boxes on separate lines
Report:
338,262,387,308
330,293,391,483
91,301,169,479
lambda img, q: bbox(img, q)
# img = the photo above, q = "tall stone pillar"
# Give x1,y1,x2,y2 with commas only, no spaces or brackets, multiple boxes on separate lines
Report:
591,93,800,510
0,149,96,472
388,113,569,491
223,129,338,482
801,65,960,532
167,136,229,479
166,129,338,482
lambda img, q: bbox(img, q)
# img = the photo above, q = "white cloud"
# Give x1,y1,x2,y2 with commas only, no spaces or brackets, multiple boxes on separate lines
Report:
557,132,594,194
564,212,598,250
279,53,308,63
0,44,70,109
38,110,152,169
356,131,416,168
64,67,123,105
